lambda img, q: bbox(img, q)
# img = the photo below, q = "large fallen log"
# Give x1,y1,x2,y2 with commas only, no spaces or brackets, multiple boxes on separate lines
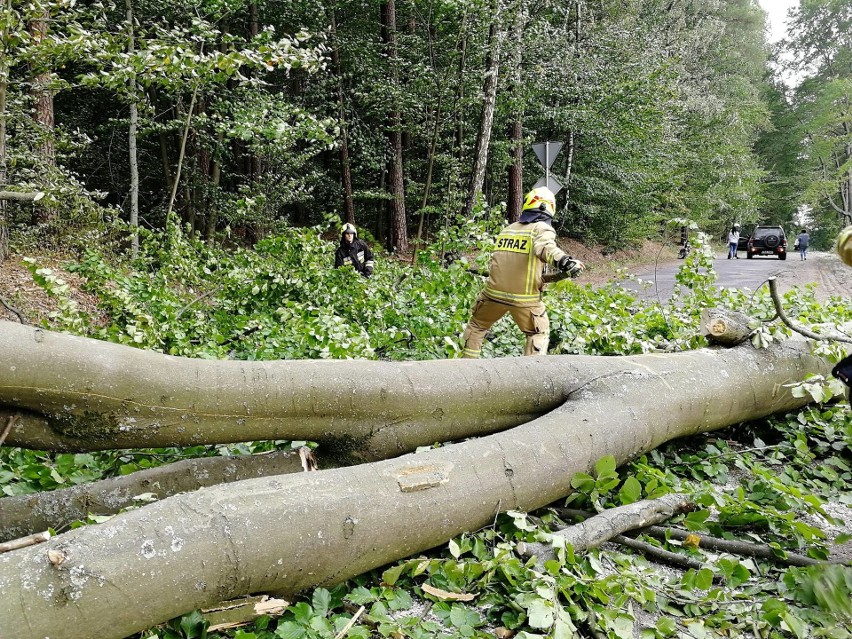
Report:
0,450,307,543
0,320,597,460
0,337,830,639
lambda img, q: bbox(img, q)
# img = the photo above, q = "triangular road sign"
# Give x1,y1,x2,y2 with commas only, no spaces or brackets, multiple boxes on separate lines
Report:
532,142,563,169
533,175,564,196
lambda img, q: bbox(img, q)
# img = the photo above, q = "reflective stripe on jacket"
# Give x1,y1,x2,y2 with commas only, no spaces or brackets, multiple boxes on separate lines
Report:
483,221,567,307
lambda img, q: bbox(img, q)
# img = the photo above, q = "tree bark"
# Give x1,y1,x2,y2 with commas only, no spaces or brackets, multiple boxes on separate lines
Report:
0,190,44,202
126,0,140,259
29,6,56,225
0,322,833,460
0,336,830,639
381,0,408,253
0,450,310,543
505,2,526,223
0,0,7,263
0,321,587,458
553,508,832,567
329,8,355,226
461,0,503,218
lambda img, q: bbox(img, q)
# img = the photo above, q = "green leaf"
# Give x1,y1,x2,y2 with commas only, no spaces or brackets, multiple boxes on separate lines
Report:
274,621,306,639
448,538,461,559
347,586,377,605
382,564,406,586
694,568,714,591
618,476,642,505
311,587,331,618
526,598,555,630
595,455,617,477
655,616,677,636
683,510,710,531
291,602,313,625
570,472,595,492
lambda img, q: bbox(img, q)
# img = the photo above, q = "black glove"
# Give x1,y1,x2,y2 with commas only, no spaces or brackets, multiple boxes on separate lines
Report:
557,256,585,277
363,266,374,278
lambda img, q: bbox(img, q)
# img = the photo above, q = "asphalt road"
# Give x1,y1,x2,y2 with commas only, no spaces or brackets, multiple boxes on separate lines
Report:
621,249,850,302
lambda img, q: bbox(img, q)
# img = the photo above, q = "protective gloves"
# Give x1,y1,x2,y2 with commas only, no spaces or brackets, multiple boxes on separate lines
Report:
557,255,585,278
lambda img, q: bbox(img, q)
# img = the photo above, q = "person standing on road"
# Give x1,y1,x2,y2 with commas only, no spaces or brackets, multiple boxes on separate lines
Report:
459,187,585,358
727,224,740,259
795,228,810,261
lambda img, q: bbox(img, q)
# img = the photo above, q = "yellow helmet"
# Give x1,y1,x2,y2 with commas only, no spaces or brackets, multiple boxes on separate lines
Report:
522,187,556,217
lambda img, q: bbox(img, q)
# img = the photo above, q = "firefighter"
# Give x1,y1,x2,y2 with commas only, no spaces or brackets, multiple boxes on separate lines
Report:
334,223,375,277
460,187,584,358
838,225,852,267
833,226,852,404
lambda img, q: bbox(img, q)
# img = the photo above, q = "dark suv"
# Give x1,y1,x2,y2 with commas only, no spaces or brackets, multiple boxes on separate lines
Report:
746,226,787,260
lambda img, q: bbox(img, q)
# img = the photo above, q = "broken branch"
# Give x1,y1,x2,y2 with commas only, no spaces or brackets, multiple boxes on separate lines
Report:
0,530,50,554
517,494,695,562
767,277,852,344
0,413,19,447
554,507,832,567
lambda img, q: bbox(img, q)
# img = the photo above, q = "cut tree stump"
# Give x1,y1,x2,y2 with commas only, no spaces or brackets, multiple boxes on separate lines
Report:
700,309,755,346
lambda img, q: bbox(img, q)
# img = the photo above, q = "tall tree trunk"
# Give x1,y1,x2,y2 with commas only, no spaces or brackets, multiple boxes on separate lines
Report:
507,120,523,222
205,129,224,242
126,0,140,259
505,3,527,223
29,6,55,225
0,25,8,264
461,0,502,218
412,95,442,264
381,0,408,253
248,2,261,181
560,1,582,211
329,9,355,225
0,336,830,639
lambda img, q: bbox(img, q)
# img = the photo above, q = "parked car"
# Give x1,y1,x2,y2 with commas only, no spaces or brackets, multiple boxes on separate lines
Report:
746,226,787,260
737,231,750,253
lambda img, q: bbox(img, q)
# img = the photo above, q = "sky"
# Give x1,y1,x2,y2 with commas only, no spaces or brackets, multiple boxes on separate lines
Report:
757,0,798,43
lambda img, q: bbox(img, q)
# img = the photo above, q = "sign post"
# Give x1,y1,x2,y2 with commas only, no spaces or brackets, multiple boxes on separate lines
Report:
531,141,564,195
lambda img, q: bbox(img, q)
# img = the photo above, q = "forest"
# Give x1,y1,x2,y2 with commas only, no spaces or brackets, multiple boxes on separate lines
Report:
0,0,850,252
0,1,851,639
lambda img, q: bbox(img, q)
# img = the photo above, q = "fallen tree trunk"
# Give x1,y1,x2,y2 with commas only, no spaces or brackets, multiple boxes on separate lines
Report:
0,320,598,460
0,450,308,543
0,337,830,639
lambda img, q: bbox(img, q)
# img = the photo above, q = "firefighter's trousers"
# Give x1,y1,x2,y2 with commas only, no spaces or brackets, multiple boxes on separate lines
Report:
461,296,549,358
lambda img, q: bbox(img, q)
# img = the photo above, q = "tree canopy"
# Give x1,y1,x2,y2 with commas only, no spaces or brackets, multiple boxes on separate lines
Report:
5,0,842,253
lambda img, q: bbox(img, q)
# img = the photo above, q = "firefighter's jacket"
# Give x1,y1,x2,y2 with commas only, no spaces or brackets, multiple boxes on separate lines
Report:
334,238,375,276
839,226,852,267
483,219,567,307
